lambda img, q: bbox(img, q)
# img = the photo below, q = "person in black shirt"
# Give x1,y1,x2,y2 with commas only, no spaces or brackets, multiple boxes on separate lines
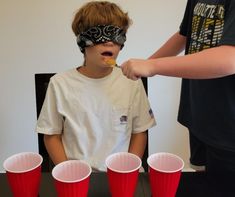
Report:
121,0,235,173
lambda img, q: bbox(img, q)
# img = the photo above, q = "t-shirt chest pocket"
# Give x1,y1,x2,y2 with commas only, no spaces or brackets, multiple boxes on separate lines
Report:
112,107,130,133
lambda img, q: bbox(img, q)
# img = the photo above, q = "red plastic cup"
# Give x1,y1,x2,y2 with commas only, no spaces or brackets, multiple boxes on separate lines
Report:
3,152,43,197
147,152,184,197
52,160,92,197
105,152,142,197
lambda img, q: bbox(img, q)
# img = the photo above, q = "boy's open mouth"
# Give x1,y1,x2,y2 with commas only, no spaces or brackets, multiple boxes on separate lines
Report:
101,51,113,56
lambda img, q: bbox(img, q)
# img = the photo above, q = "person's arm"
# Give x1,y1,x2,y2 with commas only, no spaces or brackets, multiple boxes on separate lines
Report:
149,31,186,59
121,45,235,80
44,134,68,165
128,131,147,159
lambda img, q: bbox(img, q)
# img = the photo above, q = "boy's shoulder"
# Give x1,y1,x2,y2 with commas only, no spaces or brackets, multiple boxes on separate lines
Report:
49,68,77,86
51,68,76,80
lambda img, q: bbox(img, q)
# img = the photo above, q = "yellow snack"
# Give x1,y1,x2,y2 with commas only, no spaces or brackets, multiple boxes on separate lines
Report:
105,59,116,67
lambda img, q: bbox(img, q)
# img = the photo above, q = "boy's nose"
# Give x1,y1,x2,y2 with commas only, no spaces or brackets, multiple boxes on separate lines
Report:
103,41,114,46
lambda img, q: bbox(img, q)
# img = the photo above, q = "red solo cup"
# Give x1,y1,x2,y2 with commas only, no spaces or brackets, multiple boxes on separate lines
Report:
52,160,92,197
147,152,184,197
105,152,142,197
3,152,43,197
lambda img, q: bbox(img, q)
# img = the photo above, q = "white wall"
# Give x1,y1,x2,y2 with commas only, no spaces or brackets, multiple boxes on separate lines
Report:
0,0,191,171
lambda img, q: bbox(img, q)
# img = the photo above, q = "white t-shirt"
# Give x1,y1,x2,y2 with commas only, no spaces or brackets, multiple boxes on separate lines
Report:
36,67,156,171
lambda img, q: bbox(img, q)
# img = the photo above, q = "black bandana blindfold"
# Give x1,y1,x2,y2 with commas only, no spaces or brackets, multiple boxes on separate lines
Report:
77,25,126,53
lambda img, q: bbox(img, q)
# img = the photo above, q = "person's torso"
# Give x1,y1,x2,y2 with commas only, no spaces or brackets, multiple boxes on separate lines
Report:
178,0,235,151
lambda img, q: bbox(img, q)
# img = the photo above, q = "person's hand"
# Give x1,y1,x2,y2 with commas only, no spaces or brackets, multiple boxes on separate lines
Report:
121,59,153,80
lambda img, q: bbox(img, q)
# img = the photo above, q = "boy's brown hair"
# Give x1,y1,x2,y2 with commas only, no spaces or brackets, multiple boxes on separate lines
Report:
72,1,131,36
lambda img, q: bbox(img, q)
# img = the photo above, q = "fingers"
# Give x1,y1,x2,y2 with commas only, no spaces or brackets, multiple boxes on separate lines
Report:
120,60,138,80
131,75,140,81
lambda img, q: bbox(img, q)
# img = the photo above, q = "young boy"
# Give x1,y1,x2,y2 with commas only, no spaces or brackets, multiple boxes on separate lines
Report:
36,1,156,171
121,0,235,173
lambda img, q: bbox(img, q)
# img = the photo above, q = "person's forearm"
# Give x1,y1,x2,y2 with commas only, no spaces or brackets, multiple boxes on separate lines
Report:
44,134,68,165
149,45,235,79
149,31,186,59
128,132,147,159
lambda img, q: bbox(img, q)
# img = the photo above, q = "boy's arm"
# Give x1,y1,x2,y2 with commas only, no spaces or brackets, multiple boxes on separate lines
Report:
122,45,235,80
149,31,186,59
128,131,147,159
149,44,235,79
44,134,68,165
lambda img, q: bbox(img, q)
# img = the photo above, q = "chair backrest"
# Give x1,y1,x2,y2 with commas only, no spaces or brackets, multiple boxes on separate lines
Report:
35,73,55,172
35,73,149,172
141,77,149,172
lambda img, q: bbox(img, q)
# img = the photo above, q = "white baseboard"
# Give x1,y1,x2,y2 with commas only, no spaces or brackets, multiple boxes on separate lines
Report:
182,168,195,172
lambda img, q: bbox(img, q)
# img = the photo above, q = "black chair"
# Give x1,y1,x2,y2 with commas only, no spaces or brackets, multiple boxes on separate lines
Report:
35,73,55,172
35,73,149,172
141,77,149,172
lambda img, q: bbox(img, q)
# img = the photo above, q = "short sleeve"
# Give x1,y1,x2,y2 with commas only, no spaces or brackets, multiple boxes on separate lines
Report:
219,1,235,46
179,0,192,36
36,79,64,134
131,80,156,133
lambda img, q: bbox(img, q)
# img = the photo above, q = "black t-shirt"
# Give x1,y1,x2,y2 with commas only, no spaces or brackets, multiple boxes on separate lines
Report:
178,0,235,151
